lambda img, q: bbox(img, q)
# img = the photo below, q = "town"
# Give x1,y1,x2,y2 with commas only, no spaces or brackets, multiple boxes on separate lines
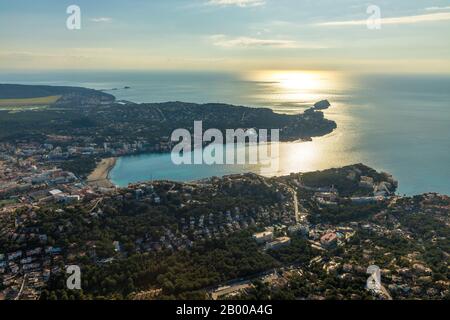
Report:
1,151,448,300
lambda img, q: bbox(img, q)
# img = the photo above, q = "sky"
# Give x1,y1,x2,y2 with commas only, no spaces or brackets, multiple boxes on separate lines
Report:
0,0,450,73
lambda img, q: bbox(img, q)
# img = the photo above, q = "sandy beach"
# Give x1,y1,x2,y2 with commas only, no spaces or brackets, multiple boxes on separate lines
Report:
87,157,117,188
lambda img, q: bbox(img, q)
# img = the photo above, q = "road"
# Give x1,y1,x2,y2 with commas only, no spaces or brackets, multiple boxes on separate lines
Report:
380,285,393,300
292,189,299,223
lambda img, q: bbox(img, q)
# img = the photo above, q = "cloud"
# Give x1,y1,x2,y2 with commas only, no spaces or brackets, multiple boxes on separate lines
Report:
210,35,326,49
425,6,450,11
206,0,265,7
316,12,450,27
90,17,113,23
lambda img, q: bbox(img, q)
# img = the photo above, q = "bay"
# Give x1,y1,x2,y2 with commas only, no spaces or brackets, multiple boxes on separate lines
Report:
1,71,449,195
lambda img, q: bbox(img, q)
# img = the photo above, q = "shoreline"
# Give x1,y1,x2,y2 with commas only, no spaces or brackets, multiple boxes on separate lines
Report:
87,157,117,188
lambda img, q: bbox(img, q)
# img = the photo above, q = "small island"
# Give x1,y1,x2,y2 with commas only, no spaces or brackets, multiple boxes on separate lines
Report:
313,99,331,110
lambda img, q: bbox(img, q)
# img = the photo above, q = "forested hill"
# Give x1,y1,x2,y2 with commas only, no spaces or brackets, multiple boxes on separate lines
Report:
0,84,115,104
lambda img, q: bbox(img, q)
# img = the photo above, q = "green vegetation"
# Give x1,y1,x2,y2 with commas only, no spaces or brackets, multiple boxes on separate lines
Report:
300,163,395,197
57,156,98,178
0,95,61,108
43,232,278,300
309,202,387,224
241,270,374,300
0,102,336,144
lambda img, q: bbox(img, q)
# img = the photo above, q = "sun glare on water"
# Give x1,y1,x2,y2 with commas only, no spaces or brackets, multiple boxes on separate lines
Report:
266,71,327,91
240,70,354,176
244,70,342,111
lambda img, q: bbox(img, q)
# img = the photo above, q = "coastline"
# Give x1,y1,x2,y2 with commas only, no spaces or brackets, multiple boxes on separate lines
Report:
87,157,117,188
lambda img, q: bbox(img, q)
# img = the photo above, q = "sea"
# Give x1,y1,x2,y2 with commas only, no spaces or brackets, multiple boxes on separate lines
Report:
0,70,449,196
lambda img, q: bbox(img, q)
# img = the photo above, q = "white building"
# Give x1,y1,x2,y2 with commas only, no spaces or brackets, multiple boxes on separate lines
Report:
253,231,274,244
265,237,291,250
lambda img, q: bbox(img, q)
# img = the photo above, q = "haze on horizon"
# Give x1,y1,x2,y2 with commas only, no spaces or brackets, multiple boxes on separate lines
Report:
1,0,450,74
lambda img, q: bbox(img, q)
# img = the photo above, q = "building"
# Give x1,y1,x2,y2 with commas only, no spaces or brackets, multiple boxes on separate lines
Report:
49,189,63,197
253,231,274,244
288,224,310,236
265,237,291,250
320,232,338,248
314,192,338,205
113,241,121,253
350,196,384,205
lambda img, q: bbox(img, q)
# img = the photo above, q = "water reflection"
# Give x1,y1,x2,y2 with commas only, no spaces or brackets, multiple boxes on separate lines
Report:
242,70,359,176
243,70,348,114
111,70,360,186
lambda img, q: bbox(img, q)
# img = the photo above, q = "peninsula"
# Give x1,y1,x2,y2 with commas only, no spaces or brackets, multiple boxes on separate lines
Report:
0,84,337,177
